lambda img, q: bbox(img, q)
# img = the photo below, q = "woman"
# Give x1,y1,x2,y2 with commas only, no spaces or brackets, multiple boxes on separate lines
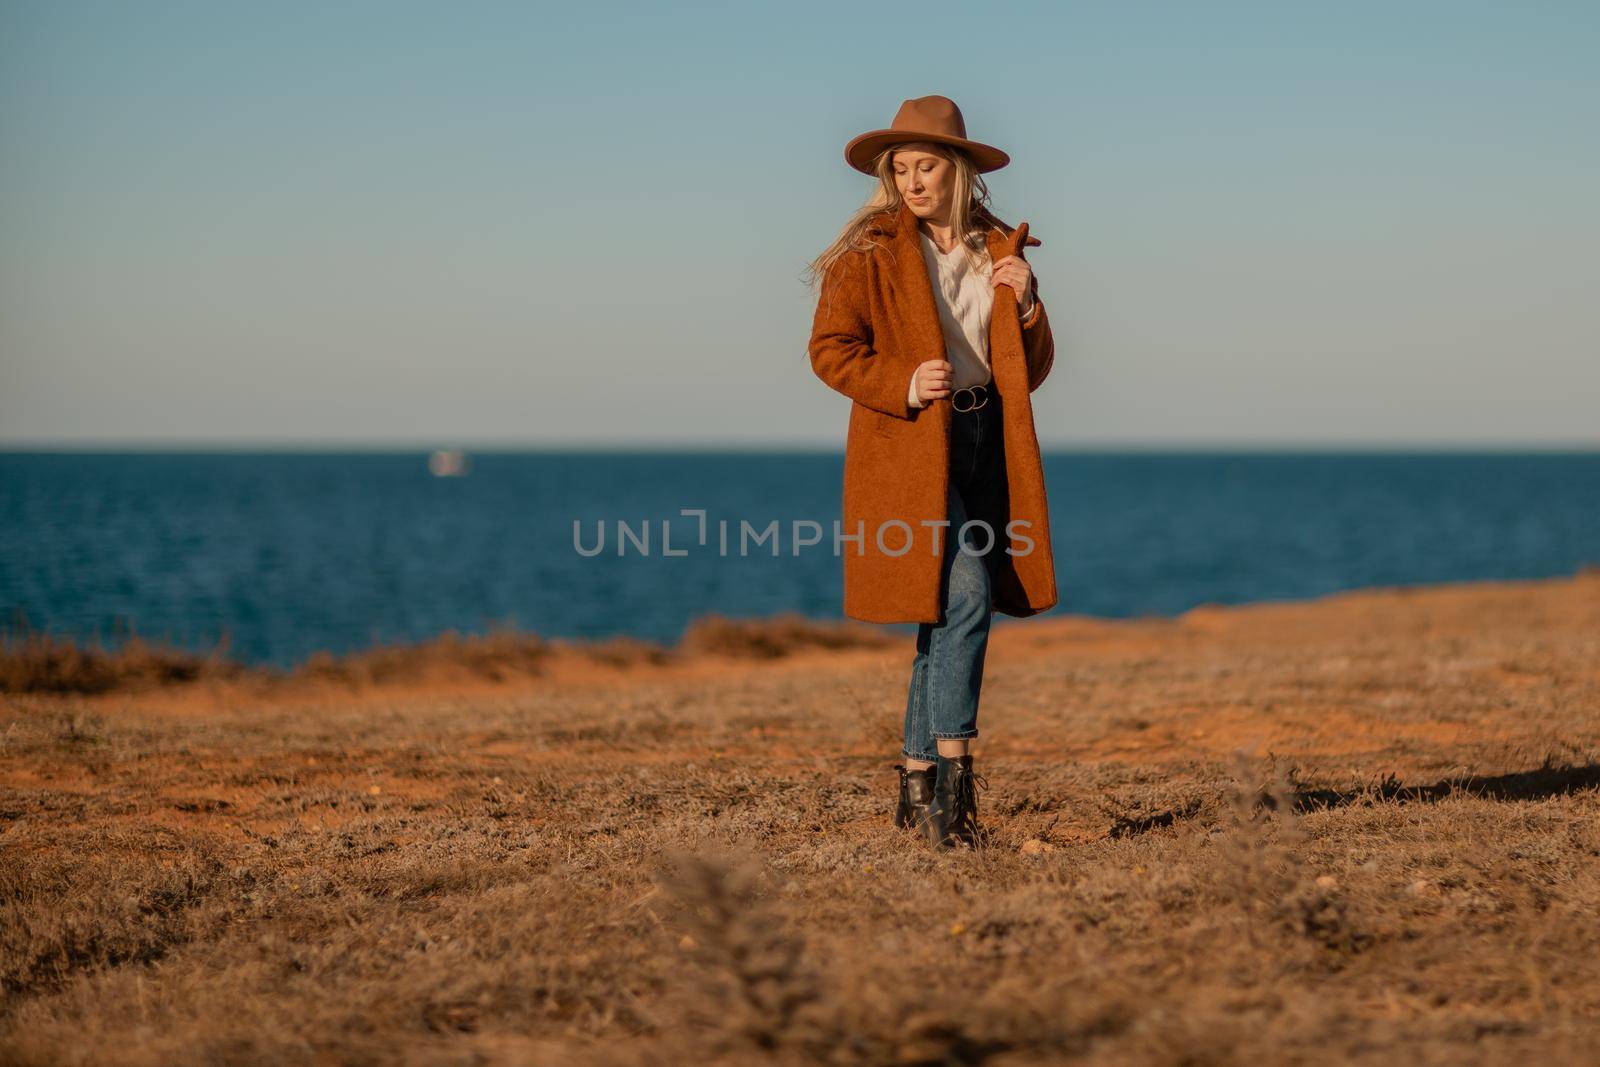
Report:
804,95,1059,850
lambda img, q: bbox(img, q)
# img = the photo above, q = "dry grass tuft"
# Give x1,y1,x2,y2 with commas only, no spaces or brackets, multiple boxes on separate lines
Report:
656,847,831,1056
570,635,676,669
0,626,243,694
298,627,552,687
1,611,893,696
678,612,895,659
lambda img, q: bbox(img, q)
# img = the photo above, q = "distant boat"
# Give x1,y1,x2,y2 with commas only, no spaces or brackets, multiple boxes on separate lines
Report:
428,449,470,477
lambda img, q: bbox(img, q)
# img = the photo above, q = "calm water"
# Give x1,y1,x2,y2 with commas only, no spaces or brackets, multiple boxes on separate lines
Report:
2,451,1597,668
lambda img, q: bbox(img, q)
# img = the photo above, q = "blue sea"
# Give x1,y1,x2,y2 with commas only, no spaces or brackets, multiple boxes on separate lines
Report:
2,451,1597,668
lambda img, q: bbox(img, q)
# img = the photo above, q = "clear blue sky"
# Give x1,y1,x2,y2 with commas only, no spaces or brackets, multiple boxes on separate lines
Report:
2,0,1596,447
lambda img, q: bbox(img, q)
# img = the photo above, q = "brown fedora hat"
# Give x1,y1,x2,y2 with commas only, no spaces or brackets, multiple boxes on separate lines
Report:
843,95,1010,175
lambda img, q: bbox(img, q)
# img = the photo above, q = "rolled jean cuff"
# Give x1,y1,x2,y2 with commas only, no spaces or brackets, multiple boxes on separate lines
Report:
931,729,979,741
902,747,939,763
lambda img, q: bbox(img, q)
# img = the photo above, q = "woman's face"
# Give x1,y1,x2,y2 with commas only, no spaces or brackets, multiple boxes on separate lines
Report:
891,147,955,222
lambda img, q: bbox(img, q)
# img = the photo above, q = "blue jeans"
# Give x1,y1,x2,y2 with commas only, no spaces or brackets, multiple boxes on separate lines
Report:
902,389,1009,762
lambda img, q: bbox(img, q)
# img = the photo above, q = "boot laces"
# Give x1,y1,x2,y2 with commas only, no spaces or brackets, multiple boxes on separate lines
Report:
950,765,989,839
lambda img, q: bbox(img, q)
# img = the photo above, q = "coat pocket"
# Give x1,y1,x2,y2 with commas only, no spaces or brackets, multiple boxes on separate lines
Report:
850,404,907,445
869,408,911,440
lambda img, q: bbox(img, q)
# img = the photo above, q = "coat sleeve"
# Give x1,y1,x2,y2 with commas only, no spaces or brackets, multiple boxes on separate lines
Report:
808,252,915,419
1020,273,1054,392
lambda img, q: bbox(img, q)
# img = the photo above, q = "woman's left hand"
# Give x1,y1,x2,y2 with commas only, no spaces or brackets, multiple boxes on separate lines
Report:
991,255,1034,313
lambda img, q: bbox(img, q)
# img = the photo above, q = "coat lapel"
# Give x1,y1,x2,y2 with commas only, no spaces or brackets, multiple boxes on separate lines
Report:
980,211,1039,398
889,200,947,371
982,211,1039,268
983,221,1010,265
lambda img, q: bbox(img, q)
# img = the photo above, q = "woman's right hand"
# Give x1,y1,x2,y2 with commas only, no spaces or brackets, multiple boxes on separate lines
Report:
913,359,953,406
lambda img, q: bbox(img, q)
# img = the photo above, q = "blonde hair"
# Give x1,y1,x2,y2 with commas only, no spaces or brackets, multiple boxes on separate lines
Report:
802,141,1008,290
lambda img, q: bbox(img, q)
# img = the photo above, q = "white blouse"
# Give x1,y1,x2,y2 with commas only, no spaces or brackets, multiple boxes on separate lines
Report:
907,228,1038,409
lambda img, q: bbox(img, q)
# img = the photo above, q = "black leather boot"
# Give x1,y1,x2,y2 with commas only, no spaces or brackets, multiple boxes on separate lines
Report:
893,764,913,828
901,764,940,839
931,753,988,849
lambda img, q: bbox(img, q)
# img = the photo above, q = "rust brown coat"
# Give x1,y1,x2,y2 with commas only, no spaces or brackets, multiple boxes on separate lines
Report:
808,199,1058,624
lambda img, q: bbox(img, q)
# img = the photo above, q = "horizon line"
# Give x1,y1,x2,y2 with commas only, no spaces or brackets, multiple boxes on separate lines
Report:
2,439,1598,455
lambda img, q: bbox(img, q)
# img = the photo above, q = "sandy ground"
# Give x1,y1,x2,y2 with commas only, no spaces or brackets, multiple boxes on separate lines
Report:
3,572,1599,1065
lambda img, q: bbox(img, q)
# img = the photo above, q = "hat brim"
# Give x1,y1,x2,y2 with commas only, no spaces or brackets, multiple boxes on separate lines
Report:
844,130,1010,175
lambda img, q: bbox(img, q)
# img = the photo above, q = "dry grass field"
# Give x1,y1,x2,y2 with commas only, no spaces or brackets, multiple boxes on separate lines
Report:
3,572,1599,1066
